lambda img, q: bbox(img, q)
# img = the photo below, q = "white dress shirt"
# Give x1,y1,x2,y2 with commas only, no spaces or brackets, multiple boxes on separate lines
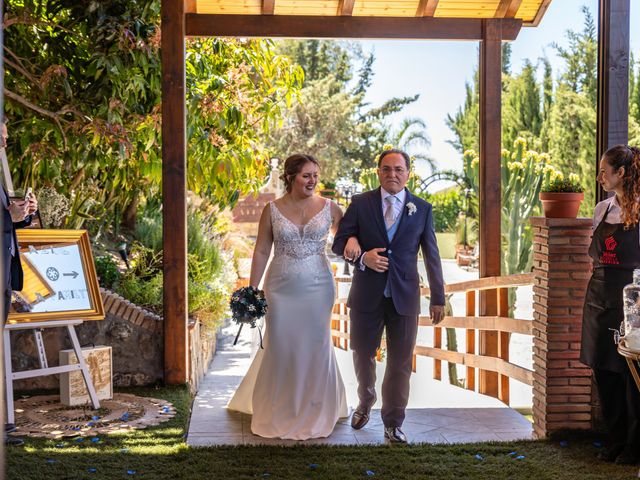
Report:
593,195,640,246
358,188,407,269
380,187,407,222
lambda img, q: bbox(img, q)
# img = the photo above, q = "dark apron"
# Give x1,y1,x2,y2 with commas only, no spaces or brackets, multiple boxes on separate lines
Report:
580,205,640,373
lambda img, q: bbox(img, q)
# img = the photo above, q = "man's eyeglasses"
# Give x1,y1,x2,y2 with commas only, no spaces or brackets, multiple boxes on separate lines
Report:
379,167,407,174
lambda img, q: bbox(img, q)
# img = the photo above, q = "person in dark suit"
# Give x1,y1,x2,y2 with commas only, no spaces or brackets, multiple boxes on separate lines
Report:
1,118,37,446
332,148,445,443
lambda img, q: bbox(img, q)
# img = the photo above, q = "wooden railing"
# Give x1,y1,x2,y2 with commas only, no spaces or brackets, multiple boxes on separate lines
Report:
331,272,535,406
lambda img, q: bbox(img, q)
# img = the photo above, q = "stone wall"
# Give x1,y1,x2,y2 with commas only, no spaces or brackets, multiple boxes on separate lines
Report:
9,289,216,392
10,289,164,390
531,216,594,438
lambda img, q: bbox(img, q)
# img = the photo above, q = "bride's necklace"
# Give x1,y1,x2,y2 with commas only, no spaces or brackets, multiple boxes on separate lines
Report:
284,195,313,225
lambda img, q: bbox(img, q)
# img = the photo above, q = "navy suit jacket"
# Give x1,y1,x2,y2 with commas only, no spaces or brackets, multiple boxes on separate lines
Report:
2,187,30,294
332,187,445,316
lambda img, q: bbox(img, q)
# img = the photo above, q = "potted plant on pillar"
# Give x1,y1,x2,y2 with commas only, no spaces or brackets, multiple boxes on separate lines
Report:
539,173,584,218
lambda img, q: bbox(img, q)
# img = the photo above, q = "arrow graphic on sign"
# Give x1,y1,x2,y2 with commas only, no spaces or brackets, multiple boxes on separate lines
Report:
63,271,79,279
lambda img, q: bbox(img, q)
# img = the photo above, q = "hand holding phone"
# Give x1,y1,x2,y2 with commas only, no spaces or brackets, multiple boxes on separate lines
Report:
24,187,33,200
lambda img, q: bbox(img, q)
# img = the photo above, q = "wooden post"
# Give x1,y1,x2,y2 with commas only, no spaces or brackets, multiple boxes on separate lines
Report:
478,18,502,398
1,0,6,468
497,287,510,404
433,326,442,380
596,0,630,203
161,0,188,384
465,290,476,391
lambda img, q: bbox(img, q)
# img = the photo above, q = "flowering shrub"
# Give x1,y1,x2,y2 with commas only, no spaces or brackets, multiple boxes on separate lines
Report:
542,173,584,193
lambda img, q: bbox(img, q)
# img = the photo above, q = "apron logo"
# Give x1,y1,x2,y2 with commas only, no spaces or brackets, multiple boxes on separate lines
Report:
601,235,620,264
604,236,617,251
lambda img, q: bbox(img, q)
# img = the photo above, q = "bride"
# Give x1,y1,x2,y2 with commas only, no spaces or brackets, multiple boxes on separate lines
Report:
228,153,359,440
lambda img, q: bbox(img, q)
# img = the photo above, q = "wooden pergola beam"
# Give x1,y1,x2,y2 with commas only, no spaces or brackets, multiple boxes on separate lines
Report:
185,14,522,40
596,0,630,202
262,0,275,15
184,0,197,13
337,0,355,16
495,0,522,18
416,0,439,17
478,18,503,399
161,0,188,384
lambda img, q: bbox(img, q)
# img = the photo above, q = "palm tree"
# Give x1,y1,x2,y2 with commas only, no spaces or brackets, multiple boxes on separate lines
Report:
389,117,436,173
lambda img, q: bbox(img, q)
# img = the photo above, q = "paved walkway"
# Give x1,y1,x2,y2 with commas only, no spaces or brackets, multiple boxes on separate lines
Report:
187,323,533,447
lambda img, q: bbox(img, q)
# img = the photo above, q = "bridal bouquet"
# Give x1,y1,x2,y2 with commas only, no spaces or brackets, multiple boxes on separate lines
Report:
229,286,268,346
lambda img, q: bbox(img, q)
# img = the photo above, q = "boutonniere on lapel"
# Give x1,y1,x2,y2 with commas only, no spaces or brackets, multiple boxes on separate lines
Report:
406,202,417,216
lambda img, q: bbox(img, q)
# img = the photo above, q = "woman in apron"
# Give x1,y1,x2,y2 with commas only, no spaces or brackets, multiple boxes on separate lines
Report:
581,144,640,465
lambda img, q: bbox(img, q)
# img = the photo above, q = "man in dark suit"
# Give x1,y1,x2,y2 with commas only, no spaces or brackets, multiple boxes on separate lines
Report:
332,149,445,443
1,118,37,445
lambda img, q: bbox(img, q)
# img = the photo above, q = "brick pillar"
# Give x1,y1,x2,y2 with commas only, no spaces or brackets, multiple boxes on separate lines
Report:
531,217,593,438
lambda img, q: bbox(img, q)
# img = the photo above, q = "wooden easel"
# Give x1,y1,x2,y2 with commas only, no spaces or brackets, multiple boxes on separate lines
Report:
4,319,100,424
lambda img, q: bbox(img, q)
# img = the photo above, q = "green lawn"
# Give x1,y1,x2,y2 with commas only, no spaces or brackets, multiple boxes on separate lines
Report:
6,386,638,479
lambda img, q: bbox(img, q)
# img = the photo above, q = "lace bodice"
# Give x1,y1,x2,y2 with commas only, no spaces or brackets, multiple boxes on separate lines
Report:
270,200,331,261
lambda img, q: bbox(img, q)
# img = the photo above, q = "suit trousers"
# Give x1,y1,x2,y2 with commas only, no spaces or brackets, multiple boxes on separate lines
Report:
350,297,418,428
593,367,640,453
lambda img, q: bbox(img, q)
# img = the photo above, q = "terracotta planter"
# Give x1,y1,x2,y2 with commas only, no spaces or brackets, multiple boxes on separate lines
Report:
539,192,584,218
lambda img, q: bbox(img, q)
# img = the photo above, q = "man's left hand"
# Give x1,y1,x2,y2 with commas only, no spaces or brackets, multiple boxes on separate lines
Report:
430,305,445,325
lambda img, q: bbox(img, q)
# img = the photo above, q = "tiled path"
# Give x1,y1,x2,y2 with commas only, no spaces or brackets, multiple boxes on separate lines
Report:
187,324,533,447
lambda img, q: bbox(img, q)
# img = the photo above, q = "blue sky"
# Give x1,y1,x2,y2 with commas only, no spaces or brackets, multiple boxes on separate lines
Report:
357,1,640,178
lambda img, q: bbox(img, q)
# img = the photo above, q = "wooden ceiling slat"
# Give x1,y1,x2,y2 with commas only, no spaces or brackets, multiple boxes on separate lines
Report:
495,0,522,17
263,0,275,14
416,0,439,17
338,0,356,15
531,0,551,26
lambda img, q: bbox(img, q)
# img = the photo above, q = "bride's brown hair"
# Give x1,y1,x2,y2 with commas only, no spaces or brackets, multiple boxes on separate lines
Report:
603,144,640,229
280,154,319,193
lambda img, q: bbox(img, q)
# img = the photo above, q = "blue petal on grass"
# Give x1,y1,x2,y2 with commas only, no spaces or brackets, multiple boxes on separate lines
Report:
593,441,603,448
516,456,526,460
365,470,375,476
74,437,84,443
46,459,57,464
308,464,319,470
507,451,517,456
90,437,100,443
474,454,484,461
127,470,136,475
559,441,569,447
87,468,97,473
91,416,100,421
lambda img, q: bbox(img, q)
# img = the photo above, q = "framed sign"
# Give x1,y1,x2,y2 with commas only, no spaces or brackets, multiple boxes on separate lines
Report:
8,229,105,324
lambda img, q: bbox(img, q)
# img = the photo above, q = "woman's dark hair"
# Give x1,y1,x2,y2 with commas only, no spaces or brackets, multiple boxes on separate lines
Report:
280,154,319,193
603,144,640,229
378,149,410,170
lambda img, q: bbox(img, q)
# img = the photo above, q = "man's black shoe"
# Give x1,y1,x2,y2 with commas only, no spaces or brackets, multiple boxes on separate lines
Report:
383,426,407,444
351,408,370,430
5,436,24,446
4,424,17,434
597,444,624,462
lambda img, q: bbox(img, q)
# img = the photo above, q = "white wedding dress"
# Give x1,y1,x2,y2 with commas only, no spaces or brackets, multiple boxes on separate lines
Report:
227,199,348,439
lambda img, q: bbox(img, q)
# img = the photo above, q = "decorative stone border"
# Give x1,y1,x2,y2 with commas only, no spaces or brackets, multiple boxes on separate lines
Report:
100,289,163,334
